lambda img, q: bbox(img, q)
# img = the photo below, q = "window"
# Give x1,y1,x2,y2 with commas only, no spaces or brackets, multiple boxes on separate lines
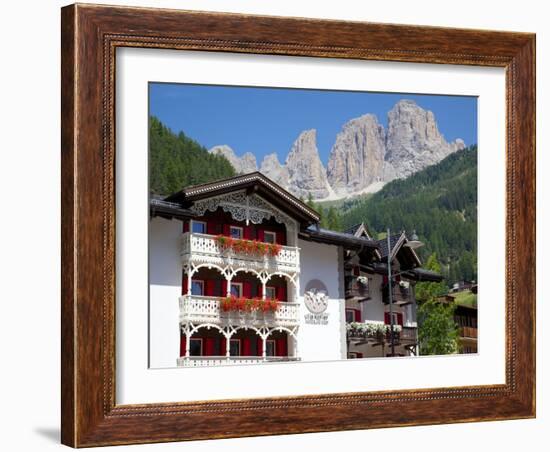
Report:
345,309,355,323
263,231,276,244
189,338,202,356
265,340,276,357
230,282,243,297
229,226,243,239
387,312,399,325
265,286,277,299
191,220,206,234
191,280,204,296
229,339,241,356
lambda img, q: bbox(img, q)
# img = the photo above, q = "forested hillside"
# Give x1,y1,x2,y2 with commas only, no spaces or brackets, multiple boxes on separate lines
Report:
149,116,236,196
340,146,478,285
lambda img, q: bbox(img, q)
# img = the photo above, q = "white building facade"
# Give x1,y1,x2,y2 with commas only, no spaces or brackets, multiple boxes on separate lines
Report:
149,173,440,368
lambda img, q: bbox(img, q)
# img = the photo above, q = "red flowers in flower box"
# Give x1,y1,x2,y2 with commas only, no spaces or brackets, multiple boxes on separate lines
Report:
215,235,282,257
220,295,279,313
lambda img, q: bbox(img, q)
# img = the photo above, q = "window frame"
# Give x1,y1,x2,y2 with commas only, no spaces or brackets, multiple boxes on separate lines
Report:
229,338,241,357
265,286,277,300
229,225,243,239
345,308,356,323
190,279,204,296
190,220,207,234
230,282,243,297
263,230,277,244
265,339,276,357
189,338,203,357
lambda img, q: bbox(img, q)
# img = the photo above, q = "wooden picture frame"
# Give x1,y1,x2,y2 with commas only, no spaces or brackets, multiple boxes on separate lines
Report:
61,3,535,447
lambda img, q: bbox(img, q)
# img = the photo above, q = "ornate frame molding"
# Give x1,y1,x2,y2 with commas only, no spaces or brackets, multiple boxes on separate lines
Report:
61,4,535,447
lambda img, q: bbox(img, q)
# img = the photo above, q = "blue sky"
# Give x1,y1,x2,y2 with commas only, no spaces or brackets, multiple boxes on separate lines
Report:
149,83,477,166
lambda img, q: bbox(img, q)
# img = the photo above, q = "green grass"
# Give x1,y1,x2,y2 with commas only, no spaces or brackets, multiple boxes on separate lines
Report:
453,290,477,307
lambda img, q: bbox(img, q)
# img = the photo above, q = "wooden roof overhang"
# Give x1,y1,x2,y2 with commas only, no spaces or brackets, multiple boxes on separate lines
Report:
164,172,320,227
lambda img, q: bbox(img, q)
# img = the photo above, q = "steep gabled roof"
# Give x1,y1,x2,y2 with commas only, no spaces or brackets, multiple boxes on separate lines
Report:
376,232,422,268
344,222,372,239
164,172,320,226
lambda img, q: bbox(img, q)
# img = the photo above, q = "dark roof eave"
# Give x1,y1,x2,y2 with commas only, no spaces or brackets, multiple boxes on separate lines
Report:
150,199,195,221
299,227,379,251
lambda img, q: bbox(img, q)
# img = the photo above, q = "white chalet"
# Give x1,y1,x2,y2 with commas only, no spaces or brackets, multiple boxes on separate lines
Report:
149,172,442,367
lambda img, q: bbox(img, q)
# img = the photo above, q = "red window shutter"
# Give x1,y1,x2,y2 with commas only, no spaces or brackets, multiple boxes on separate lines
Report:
397,313,404,326
257,228,265,242
223,224,231,236
256,337,263,356
257,283,263,299
242,338,251,356
353,266,360,276
276,285,287,302
221,280,228,296
354,309,362,322
276,338,287,357
205,280,215,296
206,220,217,235
180,334,186,357
243,281,252,298
276,229,286,245
182,271,188,295
356,352,363,358
183,221,189,233
220,337,227,356
384,312,390,324
244,225,252,239
205,338,215,356
383,275,388,284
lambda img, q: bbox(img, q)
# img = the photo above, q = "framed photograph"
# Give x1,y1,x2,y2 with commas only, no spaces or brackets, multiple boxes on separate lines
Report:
61,3,535,447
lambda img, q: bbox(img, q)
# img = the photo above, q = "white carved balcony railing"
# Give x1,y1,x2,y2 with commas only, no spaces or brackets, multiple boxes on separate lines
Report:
179,295,301,327
181,232,300,274
176,356,301,367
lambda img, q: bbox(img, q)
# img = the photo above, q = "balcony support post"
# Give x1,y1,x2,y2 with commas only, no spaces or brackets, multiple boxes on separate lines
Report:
186,271,192,296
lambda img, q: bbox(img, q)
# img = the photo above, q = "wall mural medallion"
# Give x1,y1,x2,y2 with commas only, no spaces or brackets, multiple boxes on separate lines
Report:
303,279,329,325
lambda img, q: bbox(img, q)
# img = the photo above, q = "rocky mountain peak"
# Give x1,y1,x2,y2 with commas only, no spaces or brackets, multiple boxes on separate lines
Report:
327,114,388,196
259,153,289,188
285,129,331,199
209,145,258,174
385,99,465,178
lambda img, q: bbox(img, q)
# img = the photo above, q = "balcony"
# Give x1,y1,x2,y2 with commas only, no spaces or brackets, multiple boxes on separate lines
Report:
179,295,301,328
347,321,417,345
176,356,301,367
181,232,300,274
460,326,478,338
345,275,371,302
382,283,412,306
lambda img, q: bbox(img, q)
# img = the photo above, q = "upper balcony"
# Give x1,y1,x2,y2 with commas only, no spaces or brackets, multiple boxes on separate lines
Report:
181,232,300,274
179,294,301,328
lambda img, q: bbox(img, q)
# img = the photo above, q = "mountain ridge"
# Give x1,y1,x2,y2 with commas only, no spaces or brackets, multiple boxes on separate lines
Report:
208,99,465,200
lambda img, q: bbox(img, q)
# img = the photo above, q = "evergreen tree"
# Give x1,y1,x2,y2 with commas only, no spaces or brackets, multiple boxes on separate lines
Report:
149,116,236,196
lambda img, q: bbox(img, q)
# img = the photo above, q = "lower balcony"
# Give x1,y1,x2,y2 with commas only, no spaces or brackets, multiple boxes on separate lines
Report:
179,294,300,328
347,321,417,345
177,356,301,367
460,326,478,338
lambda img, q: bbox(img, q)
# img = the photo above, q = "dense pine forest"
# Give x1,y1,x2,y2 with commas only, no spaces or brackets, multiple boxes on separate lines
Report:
339,146,478,285
149,116,236,196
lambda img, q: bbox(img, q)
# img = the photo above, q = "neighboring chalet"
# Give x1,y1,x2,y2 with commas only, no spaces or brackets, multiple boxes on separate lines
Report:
438,285,478,354
344,225,443,358
149,172,441,368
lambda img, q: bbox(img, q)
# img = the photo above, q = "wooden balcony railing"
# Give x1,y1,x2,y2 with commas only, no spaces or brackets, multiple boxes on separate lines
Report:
460,326,478,338
181,232,300,274
382,284,412,305
179,295,300,328
345,275,370,301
